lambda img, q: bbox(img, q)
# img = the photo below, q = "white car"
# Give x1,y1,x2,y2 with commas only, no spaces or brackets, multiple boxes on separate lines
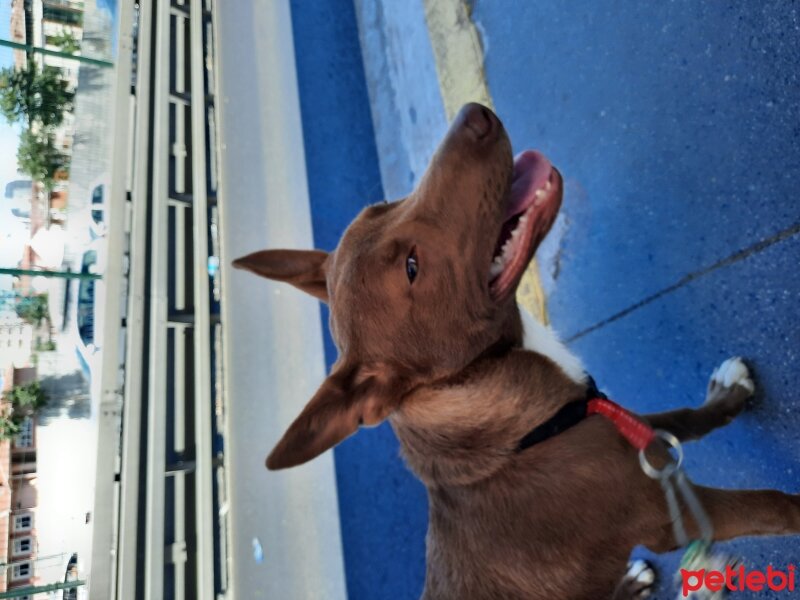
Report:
88,182,109,239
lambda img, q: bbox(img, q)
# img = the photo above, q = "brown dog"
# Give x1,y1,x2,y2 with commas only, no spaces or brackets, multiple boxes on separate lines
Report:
234,103,800,599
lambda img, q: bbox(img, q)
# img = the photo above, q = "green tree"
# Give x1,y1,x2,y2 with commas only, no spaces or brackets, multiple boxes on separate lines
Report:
16,130,68,189
6,381,48,416
0,60,74,129
0,381,48,441
15,293,50,327
50,30,81,55
0,416,20,440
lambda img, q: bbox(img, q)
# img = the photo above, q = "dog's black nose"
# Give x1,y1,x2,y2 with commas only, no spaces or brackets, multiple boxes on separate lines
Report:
460,103,495,139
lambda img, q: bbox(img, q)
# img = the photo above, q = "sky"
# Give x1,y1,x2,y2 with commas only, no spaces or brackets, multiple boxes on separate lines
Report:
0,3,20,187
0,5,8,38
0,75,24,293
0,120,26,293
1,2,21,190
0,120,21,186
0,14,24,292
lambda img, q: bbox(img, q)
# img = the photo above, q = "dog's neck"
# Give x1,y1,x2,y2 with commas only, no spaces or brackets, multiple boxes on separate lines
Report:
390,346,587,487
519,308,587,384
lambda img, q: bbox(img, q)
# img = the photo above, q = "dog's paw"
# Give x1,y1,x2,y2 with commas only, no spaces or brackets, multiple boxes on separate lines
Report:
613,559,656,599
704,357,754,420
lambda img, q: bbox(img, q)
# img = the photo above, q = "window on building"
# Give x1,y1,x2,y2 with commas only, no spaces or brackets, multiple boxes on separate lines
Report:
13,513,32,532
13,536,32,556
14,418,34,449
11,560,32,581
43,7,83,27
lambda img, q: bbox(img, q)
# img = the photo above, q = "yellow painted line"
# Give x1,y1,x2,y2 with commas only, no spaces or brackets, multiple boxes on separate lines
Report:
422,0,549,324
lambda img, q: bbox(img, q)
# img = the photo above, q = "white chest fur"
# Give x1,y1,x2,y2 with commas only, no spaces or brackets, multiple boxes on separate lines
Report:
520,308,586,384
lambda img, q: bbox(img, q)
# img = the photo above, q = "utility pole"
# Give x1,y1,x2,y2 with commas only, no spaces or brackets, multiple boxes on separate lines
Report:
0,580,85,598
0,38,113,68
0,268,101,281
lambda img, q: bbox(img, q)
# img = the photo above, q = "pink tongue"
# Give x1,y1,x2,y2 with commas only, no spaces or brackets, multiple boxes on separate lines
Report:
506,151,553,219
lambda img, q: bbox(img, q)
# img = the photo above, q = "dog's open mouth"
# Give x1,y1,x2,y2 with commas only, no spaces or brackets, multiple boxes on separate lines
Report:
489,151,562,301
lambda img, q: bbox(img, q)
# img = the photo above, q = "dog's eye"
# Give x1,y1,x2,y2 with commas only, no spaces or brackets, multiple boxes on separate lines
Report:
406,248,419,283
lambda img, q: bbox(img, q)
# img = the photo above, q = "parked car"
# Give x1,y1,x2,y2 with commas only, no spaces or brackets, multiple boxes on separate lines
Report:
77,249,98,350
69,240,107,380
88,182,108,239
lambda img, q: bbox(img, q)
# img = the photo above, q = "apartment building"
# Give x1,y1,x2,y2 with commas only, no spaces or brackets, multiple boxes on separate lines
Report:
1,365,39,598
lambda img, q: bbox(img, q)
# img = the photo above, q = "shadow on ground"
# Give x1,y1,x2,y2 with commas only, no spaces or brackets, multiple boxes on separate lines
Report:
39,370,91,422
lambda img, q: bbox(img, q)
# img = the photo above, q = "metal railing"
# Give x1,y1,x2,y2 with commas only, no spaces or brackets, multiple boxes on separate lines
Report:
90,1,227,598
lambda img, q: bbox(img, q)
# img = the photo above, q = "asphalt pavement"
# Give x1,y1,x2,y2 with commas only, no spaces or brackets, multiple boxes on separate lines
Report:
473,3,800,596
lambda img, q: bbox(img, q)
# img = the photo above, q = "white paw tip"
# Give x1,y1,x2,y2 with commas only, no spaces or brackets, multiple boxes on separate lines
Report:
713,357,755,393
627,559,656,585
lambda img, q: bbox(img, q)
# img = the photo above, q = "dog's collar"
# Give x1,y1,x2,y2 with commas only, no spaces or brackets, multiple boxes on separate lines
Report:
516,376,655,452
515,376,604,452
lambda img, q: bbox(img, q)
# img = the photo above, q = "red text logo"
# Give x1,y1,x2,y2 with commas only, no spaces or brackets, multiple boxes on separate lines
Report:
681,565,796,596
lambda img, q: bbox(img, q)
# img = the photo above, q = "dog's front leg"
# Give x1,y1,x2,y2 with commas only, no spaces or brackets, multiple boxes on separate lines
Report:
647,487,800,552
643,357,753,442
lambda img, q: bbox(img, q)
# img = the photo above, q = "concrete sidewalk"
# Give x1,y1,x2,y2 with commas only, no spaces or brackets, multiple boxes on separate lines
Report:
287,1,799,599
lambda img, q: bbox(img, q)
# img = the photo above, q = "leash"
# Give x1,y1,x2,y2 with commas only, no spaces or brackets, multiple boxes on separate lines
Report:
517,377,735,599
585,395,714,546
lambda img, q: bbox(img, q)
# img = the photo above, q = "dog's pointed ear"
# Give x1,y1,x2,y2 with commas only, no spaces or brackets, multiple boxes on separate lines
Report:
232,249,329,301
266,364,404,470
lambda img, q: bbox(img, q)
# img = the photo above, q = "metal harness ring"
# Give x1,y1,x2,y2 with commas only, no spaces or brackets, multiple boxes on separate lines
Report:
638,429,683,480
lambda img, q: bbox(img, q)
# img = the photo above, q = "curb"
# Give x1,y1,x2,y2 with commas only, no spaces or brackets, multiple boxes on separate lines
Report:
422,0,549,324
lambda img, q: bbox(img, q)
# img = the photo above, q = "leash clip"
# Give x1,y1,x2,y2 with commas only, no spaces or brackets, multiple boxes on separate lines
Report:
639,430,713,546
638,429,683,479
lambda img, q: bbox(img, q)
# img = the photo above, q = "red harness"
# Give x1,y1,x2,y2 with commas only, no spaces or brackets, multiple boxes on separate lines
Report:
587,397,655,451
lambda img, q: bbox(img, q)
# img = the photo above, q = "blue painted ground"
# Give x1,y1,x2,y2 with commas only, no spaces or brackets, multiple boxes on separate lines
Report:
472,1,800,598
290,2,428,599
290,1,799,599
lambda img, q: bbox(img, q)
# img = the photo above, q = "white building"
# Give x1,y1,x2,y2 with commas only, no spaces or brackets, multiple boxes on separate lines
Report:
0,315,33,370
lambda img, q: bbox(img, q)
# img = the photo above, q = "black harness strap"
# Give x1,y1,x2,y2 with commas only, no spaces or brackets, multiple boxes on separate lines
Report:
515,375,607,452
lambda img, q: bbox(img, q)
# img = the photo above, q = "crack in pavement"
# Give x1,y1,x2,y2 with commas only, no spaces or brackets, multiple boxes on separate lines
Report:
566,220,800,343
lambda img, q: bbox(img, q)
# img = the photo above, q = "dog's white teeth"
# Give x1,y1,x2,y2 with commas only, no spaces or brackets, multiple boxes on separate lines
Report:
511,213,529,237
490,252,508,278
492,205,536,279
491,241,515,279
535,188,547,200
545,179,552,191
